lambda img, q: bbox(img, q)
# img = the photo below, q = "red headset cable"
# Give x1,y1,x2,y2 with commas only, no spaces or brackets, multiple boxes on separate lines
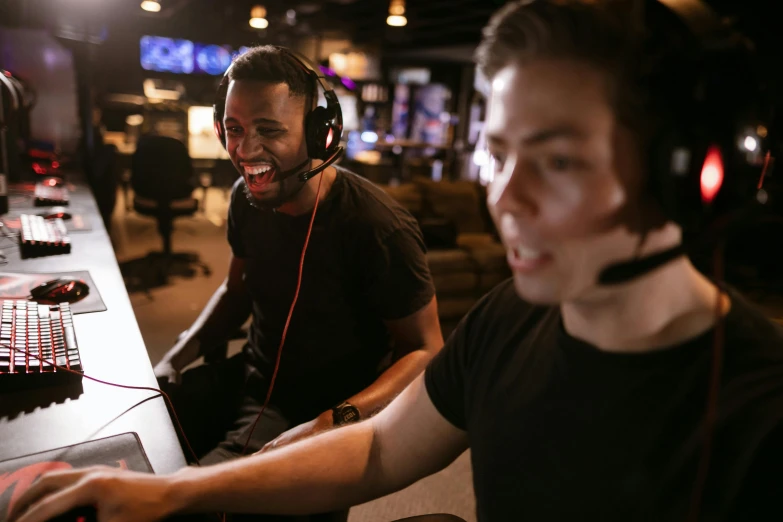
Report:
686,240,726,522
240,167,326,456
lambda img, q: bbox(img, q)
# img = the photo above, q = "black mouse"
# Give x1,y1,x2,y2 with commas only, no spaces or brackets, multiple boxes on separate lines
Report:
29,277,90,305
41,210,72,220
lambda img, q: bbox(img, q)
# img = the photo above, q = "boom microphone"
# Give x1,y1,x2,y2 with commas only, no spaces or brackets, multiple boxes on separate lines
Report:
275,147,345,184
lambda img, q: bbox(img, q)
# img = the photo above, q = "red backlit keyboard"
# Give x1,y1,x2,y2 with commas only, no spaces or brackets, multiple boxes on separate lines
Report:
19,214,72,258
34,182,69,206
0,299,83,391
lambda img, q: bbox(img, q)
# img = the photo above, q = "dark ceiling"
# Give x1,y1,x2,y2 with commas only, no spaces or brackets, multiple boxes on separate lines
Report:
0,0,508,54
1,0,781,61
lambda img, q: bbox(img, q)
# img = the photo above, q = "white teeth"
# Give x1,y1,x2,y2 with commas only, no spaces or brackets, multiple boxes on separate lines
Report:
514,245,542,260
244,165,272,175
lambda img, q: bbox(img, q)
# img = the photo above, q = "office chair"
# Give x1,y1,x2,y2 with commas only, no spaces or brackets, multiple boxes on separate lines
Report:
120,134,210,293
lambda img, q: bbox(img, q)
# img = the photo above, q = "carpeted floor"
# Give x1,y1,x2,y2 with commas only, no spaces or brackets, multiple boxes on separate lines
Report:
109,187,477,522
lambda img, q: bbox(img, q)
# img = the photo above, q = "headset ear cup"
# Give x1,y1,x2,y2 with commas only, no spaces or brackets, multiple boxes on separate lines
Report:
213,74,230,150
305,106,334,160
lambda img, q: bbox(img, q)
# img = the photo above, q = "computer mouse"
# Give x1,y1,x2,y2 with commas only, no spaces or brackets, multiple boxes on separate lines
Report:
41,210,72,220
29,277,90,305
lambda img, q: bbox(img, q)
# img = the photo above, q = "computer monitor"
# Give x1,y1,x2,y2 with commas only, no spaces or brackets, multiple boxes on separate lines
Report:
140,36,194,74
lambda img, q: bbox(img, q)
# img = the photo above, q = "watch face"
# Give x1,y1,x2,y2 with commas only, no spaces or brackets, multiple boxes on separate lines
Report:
335,404,360,425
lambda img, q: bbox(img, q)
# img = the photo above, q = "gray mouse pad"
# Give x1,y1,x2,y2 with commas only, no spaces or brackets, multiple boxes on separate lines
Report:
0,271,107,314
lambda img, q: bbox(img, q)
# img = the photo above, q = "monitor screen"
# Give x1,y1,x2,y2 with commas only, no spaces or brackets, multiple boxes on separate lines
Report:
194,44,233,75
140,36,194,74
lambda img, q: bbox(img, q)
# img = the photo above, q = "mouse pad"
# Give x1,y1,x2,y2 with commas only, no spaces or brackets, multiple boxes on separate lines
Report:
0,271,107,314
0,432,153,521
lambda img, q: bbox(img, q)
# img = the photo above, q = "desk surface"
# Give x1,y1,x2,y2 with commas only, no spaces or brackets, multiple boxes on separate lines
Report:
0,178,186,473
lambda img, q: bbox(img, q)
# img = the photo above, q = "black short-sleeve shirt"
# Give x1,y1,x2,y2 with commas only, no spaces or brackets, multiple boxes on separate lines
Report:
228,167,435,421
426,279,783,521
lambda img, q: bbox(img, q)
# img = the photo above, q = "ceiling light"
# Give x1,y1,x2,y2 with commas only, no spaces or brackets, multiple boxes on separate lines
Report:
140,0,161,12
387,0,406,26
387,15,407,26
250,5,269,29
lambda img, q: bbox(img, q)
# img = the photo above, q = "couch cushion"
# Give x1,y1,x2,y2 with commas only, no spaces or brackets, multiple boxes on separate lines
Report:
380,183,422,216
470,243,509,273
426,249,474,274
437,297,478,321
414,178,486,235
432,272,478,296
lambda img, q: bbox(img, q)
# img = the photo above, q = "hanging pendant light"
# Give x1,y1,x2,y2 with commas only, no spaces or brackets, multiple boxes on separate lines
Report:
140,0,161,12
250,5,269,29
387,0,407,26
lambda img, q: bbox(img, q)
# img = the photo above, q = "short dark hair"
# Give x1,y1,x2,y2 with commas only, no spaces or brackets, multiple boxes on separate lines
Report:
475,0,649,138
228,45,315,100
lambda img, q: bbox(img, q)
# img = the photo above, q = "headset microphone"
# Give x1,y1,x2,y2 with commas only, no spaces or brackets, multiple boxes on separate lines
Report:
277,146,345,185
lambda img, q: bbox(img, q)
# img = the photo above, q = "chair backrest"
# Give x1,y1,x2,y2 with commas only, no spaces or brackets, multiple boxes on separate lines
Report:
131,134,195,202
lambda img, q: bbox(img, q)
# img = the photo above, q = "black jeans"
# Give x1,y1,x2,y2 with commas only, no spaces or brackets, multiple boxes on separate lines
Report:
159,353,348,522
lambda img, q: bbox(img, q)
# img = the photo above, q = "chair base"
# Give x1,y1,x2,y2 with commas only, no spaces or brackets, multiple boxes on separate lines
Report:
119,251,211,294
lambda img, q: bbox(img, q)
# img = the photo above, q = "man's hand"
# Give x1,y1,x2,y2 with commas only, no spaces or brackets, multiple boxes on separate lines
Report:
8,466,177,522
259,412,333,453
153,357,181,385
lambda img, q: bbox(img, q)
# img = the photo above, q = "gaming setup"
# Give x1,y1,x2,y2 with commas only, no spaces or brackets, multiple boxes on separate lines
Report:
1,66,157,522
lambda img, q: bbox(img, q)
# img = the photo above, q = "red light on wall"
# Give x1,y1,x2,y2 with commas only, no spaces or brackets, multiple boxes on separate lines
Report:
32,163,46,175
700,145,724,204
51,161,60,169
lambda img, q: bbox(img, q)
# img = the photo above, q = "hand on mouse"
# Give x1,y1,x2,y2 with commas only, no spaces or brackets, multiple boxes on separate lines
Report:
8,466,177,522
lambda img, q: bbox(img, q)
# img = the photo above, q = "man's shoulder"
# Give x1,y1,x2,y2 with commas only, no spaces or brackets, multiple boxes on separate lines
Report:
458,279,558,348
721,289,783,414
724,289,783,361
334,167,419,237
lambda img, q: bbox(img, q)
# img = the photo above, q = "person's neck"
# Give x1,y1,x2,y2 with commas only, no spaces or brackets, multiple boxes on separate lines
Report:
275,165,337,216
561,257,730,353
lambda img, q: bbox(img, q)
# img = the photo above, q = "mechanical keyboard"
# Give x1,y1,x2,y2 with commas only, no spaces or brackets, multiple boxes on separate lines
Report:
34,182,70,206
19,213,72,258
0,300,83,391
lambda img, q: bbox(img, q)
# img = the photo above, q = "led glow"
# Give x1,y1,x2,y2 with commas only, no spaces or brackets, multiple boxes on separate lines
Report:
360,131,378,144
387,15,407,26
700,145,724,203
743,135,758,152
249,17,269,29
326,128,335,149
140,0,161,12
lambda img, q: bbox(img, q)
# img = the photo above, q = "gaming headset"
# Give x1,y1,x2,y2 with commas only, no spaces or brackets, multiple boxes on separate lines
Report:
212,45,344,183
598,0,776,283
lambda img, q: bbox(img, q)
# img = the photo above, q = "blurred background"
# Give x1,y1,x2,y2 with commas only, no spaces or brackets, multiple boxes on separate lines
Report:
2,1,783,519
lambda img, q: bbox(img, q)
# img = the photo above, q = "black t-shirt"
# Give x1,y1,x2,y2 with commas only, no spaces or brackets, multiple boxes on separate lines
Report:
228,167,435,422
425,279,783,521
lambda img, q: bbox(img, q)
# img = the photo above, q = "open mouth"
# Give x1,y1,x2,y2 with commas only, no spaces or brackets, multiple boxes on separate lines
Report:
244,163,276,191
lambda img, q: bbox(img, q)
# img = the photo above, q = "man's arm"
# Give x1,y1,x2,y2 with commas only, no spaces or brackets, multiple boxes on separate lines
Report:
261,296,443,450
345,295,443,418
156,255,252,374
9,375,469,521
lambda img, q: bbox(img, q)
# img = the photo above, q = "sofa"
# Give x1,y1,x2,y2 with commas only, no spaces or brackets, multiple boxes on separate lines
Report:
381,177,511,338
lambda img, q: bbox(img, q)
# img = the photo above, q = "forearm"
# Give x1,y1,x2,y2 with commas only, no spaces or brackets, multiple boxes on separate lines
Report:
172,420,389,516
166,282,252,369
347,348,435,418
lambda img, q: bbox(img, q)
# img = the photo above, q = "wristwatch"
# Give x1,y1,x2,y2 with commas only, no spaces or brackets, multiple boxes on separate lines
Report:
332,402,361,426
